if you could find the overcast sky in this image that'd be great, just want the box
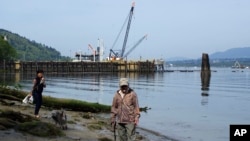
[1,0,250,60]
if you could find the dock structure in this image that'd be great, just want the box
[0,60,156,73]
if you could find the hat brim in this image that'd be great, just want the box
[120,82,128,86]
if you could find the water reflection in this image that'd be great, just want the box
[0,72,20,85]
[15,72,21,83]
[200,71,211,105]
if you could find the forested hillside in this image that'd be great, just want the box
[0,36,17,61]
[0,29,69,61]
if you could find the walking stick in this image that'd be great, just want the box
[113,122,116,141]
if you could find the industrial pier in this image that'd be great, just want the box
[1,60,158,73]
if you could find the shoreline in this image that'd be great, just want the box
[0,96,176,141]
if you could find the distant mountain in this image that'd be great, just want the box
[210,47,250,59]
[166,47,250,62]
[0,29,69,61]
[166,47,250,67]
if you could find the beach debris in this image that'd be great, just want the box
[51,110,67,130]
[140,106,151,112]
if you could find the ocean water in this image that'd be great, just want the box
[1,67,250,141]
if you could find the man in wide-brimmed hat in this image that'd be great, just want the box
[111,78,140,141]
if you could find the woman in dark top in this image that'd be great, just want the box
[32,70,46,118]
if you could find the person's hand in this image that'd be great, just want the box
[41,77,46,87]
[41,77,45,83]
[28,93,32,97]
[135,118,139,126]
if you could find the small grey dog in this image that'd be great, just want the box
[51,110,67,130]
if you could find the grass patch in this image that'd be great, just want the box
[0,110,33,123]
[0,85,150,113]
[0,86,111,113]
[42,97,111,113]
[17,121,64,137]
[0,118,17,129]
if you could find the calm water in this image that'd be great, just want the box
[1,67,250,141]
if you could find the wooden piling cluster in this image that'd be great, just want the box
[0,60,16,72]
[0,61,155,73]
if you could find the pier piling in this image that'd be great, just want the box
[200,53,211,95]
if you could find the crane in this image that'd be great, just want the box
[123,34,147,59]
[109,49,118,60]
[88,44,96,62]
[109,2,135,60]
[121,2,135,58]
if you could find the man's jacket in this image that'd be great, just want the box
[111,88,140,124]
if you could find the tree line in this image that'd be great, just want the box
[0,29,70,62]
[0,35,17,61]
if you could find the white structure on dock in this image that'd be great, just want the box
[155,59,165,71]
